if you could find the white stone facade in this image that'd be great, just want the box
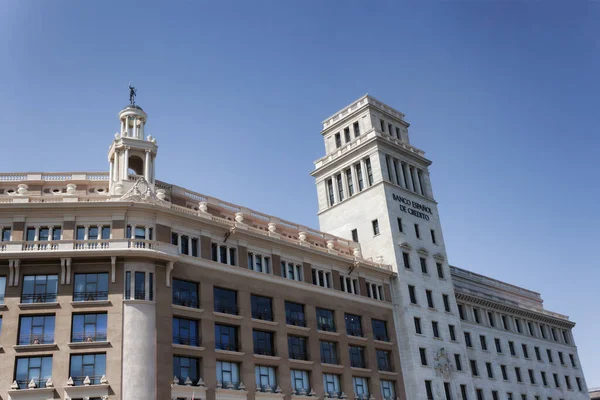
[313,95,589,400]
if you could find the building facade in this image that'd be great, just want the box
[0,95,590,400]
[312,95,589,400]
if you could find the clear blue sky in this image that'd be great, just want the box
[1,0,598,387]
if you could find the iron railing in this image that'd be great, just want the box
[173,336,200,347]
[289,351,309,361]
[70,375,104,386]
[286,312,306,327]
[321,356,338,365]
[215,341,239,352]
[18,334,54,345]
[172,297,200,309]
[254,346,275,356]
[73,291,109,302]
[251,311,273,321]
[14,378,49,389]
[20,293,58,304]
[214,302,238,315]
[71,332,107,343]
[346,326,364,337]
[317,321,336,332]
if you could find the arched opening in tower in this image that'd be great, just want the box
[128,155,144,176]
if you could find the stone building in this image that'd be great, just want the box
[0,95,590,400]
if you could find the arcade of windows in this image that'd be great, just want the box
[384,153,428,198]
[326,157,373,207]
[171,232,199,257]
[333,120,362,150]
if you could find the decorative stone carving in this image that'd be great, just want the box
[234,212,244,223]
[156,189,166,200]
[197,377,205,386]
[67,377,74,386]
[339,392,347,399]
[216,380,222,389]
[298,231,306,241]
[184,377,193,386]
[83,376,91,386]
[291,389,297,395]
[226,381,235,389]
[298,388,306,396]
[376,255,384,264]
[264,385,272,393]
[11,380,18,390]
[17,184,28,195]
[120,177,166,204]
[198,201,208,213]
[268,222,276,233]
[326,240,335,250]
[309,389,316,397]
[352,247,361,257]
[238,382,246,391]
[114,183,124,196]
[172,376,180,385]
[433,347,455,379]
[66,183,77,195]
[28,379,36,389]
[46,377,54,388]
[100,375,108,384]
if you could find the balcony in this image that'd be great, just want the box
[173,336,201,347]
[216,341,239,352]
[69,375,106,386]
[12,378,50,390]
[73,291,108,302]
[20,293,57,304]
[71,332,107,343]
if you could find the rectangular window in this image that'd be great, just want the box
[553,373,560,388]
[436,263,445,279]
[528,369,536,384]
[351,229,358,242]
[125,271,131,299]
[353,121,360,137]
[473,308,480,324]
[365,158,373,185]
[336,173,344,202]
[529,322,536,337]
[476,389,483,400]
[393,159,401,185]
[327,179,335,206]
[320,341,338,364]
[523,344,529,358]
[149,272,153,301]
[558,351,564,365]
[323,373,341,397]
[397,217,403,232]
[426,290,434,308]
[495,338,502,353]
[345,313,363,337]
[430,229,436,244]
[73,273,109,302]
[251,295,273,321]
[403,252,411,269]
[346,168,354,196]
[414,317,422,334]
[344,127,351,143]
[282,261,302,282]
[14,356,53,389]
[420,348,428,365]
[217,361,240,387]
[172,279,199,309]
[381,380,395,400]
[1,227,11,241]
[385,155,393,182]
[425,380,434,400]
[340,276,359,294]
[576,377,582,391]
[488,312,495,327]
[541,371,547,386]
[515,367,522,383]
[173,355,200,383]
[432,321,440,338]
[492,392,499,400]
[562,330,570,344]
[335,133,341,148]
[355,163,364,191]
[460,385,468,400]
[134,271,145,300]
[69,353,106,386]
[454,354,462,371]
[420,258,428,274]
[515,318,522,333]
[372,319,389,341]
[215,324,238,352]
[569,354,576,367]
[408,285,417,304]
[253,330,275,356]
[349,345,366,368]
[173,317,199,346]
[288,335,308,360]
[388,123,393,136]
[414,223,420,239]
[377,350,393,371]
[443,294,450,312]
[317,308,336,332]
[71,313,107,343]
[380,119,386,132]
[509,341,516,356]
[502,315,509,330]
[449,325,456,341]
[21,275,58,304]
[470,360,479,376]
[312,268,332,288]
[480,335,487,351]
[18,315,55,345]
[372,219,379,235]
[547,349,553,363]
[465,332,472,347]
[285,301,306,327]
[291,369,310,393]
[214,287,238,315]
[248,252,271,274]
[535,346,541,361]
[486,362,493,378]
[501,365,508,380]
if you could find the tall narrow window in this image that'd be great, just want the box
[460,385,468,400]
[134,272,145,300]
[443,294,450,312]
[380,119,385,132]
[425,380,434,400]
[344,127,351,143]
[355,163,364,191]
[334,133,341,148]
[419,348,428,365]
[351,229,358,243]
[125,271,131,300]
[327,179,335,206]
[426,290,434,308]
[372,219,379,235]
[395,127,401,139]
[346,168,354,196]
[388,123,393,136]
[393,159,401,185]
[430,229,437,244]
[385,155,393,182]
[432,321,440,338]
[397,217,403,232]
[365,158,373,185]
[408,285,417,304]
[414,224,420,239]
[420,258,428,274]
[414,317,422,334]
[353,121,360,137]
[336,174,344,202]
[402,252,410,269]
[454,354,462,371]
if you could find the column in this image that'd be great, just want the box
[396,160,406,188]
[133,118,138,138]
[139,119,144,139]
[113,151,119,181]
[176,234,181,252]
[108,160,113,184]
[34,226,40,241]
[403,163,414,191]
[387,156,396,184]
[343,169,351,197]
[84,226,89,240]
[359,159,367,190]
[120,119,125,135]
[124,148,129,178]
[188,236,192,256]
[144,150,151,182]
[151,155,155,183]
[145,227,150,241]
[413,168,422,195]
[226,246,231,265]
[125,116,129,137]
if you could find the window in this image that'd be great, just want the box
[522,344,529,358]
[426,290,434,308]
[408,285,417,304]
[312,268,332,288]
[320,341,338,364]
[465,332,472,347]
[488,312,495,327]
[569,354,576,367]
[395,126,401,139]
[377,350,393,371]
[547,349,553,363]
[0,276,5,304]
[253,330,275,356]
[18,315,55,345]
[397,217,403,232]
[425,380,434,400]
[345,313,363,337]
[125,271,131,299]
[553,373,560,388]
[558,351,564,365]
[291,370,310,393]
[288,335,308,360]
[323,373,341,397]
[340,276,359,294]
[473,308,480,324]
[281,261,302,281]
[528,369,536,384]
[449,325,456,341]
[381,380,395,400]
[349,346,366,368]
[286,301,306,327]
[454,354,462,371]
[214,287,238,315]
[385,155,393,183]
[173,356,199,383]
[353,377,369,397]
[529,322,535,337]
[486,362,493,378]
[458,304,465,320]
[172,279,199,308]
[327,179,335,206]
[576,377,582,391]
[367,282,384,300]
[134,271,145,300]
[414,317,422,334]
[388,123,393,136]
[541,371,547,386]
[372,219,379,235]
[495,338,502,353]
[443,294,450,312]
[336,174,344,202]
[317,308,335,332]
[420,348,428,365]
[71,313,107,343]
[430,229,437,244]
[351,229,358,242]
[562,330,570,344]
[69,353,106,386]
[353,122,360,137]
[476,389,483,400]
[372,319,389,341]
[173,317,199,346]
[535,346,541,361]
[432,321,440,338]
[217,361,240,386]
[171,233,198,256]
[344,127,351,143]
[515,318,522,333]
[355,163,364,191]
[480,335,487,351]
[414,224,420,239]
[1,227,11,241]
[460,385,468,400]
[211,243,236,265]
[215,324,238,352]
[248,252,271,274]
[14,356,53,389]
[420,258,428,274]
[334,133,341,148]
[515,367,522,383]
[436,263,444,279]
[380,119,386,132]
[365,158,373,185]
[502,315,509,330]
[509,341,516,356]
[492,392,499,400]
[21,274,58,303]
[501,365,508,381]
[73,273,109,302]
[470,360,479,376]
[251,295,273,321]
[403,252,411,269]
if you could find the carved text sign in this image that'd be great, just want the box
[392,193,433,221]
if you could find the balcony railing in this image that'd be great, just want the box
[373,333,389,342]
[73,291,109,302]
[377,362,393,372]
[173,336,200,347]
[257,384,278,393]
[172,297,200,309]
[252,311,273,321]
[286,312,306,327]
[71,332,107,343]
[70,375,104,386]
[18,334,55,345]
[317,321,336,332]
[321,356,338,365]
[350,359,367,369]
[74,240,110,250]
[23,241,59,251]
[254,346,275,357]
[289,351,309,361]
[346,327,363,337]
[21,293,58,304]
[214,302,238,315]
[134,290,146,300]
[14,378,49,389]
[216,341,239,352]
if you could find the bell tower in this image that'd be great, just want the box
[108,88,158,196]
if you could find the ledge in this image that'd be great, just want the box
[172,384,207,400]
[70,300,111,307]
[18,302,59,310]
[7,386,56,400]
[173,344,206,352]
[214,311,243,320]
[215,349,245,356]
[252,318,278,326]
[172,304,204,314]
[346,335,368,342]
[350,367,372,373]
[255,392,284,400]
[63,383,109,399]
[373,339,393,346]
[14,343,58,352]
[291,395,320,400]
[286,324,310,332]
[253,354,281,361]
[378,370,399,376]
[317,330,340,337]
[68,341,110,349]
[320,363,343,369]
[215,387,249,400]
[123,299,155,305]
[0,304,7,310]
[289,359,314,365]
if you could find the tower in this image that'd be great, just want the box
[312,95,474,400]
[108,102,158,197]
